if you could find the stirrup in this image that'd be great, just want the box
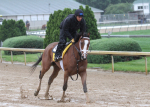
[55,56,62,62]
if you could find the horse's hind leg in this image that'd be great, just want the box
[45,64,60,99]
[34,60,51,96]
[34,70,43,96]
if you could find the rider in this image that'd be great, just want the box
[54,9,86,62]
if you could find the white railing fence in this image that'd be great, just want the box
[0,47,149,75]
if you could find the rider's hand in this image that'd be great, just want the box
[71,38,75,43]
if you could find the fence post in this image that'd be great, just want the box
[111,55,114,73]
[146,24,148,30]
[127,24,129,32]
[119,25,122,32]
[140,24,142,30]
[145,57,147,75]
[0,50,2,63]
[135,24,137,31]
[105,27,107,33]
[24,52,26,66]
[11,51,13,64]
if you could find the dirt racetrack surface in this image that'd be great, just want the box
[0,62,150,107]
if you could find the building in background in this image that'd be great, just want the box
[0,0,103,30]
[133,0,150,15]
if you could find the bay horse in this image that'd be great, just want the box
[31,32,90,103]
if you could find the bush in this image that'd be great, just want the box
[3,36,44,55]
[87,38,142,64]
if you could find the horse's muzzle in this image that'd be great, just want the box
[81,56,87,60]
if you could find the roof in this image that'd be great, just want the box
[0,0,103,16]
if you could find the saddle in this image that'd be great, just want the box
[52,42,73,61]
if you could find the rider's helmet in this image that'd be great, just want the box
[75,9,84,16]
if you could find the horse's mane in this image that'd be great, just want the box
[75,32,89,43]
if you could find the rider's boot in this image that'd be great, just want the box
[54,45,64,62]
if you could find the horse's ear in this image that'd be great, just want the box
[79,36,83,40]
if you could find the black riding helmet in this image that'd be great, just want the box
[75,9,84,16]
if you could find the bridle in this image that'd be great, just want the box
[70,37,90,81]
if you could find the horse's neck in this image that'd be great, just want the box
[75,41,80,49]
[72,41,80,59]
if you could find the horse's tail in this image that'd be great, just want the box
[30,54,42,75]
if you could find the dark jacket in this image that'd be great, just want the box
[60,14,86,40]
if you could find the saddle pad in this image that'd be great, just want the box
[52,45,58,53]
[52,42,73,61]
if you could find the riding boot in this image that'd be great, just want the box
[55,44,64,62]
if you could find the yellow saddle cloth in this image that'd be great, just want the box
[53,42,73,61]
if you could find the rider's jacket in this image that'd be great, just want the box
[59,14,86,40]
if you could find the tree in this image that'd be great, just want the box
[121,0,135,3]
[75,0,135,13]
[16,20,26,35]
[105,3,133,14]
[43,9,72,48]
[0,19,26,41]
[76,0,111,12]
[44,5,101,48]
[79,5,101,39]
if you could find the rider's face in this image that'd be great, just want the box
[76,16,83,22]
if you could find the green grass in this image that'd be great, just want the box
[1,37,150,72]
[88,57,149,72]
[102,29,150,35]
[1,51,41,63]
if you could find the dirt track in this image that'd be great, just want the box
[0,62,150,107]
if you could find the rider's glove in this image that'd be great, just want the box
[71,38,75,43]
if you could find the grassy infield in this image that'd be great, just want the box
[1,29,150,72]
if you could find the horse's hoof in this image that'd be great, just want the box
[45,95,53,100]
[34,91,38,96]
[57,99,65,103]
[86,100,91,104]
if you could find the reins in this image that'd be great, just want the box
[69,43,82,81]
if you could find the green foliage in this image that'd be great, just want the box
[44,6,100,48]
[105,3,133,14]
[0,19,26,42]
[79,5,101,40]
[3,36,44,55]
[76,0,135,13]
[87,38,142,64]
[16,20,26,35]
[44,9,72,48]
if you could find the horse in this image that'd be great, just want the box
[31,32,90,103]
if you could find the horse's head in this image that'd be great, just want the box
[78,32,90,60]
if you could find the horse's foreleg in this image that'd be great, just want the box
[80,71,90,103]
[58,72,69,102]
[34,70,43,96]
[45,65,60,99]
